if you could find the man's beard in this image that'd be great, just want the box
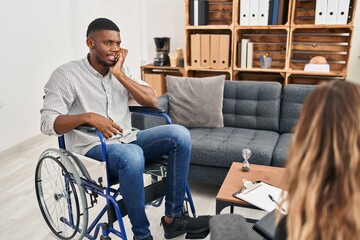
[96,55,116,67]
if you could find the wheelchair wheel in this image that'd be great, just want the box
[35,149,88,239]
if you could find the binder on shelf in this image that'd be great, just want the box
[277,0,285,25]
[210,34,220,68]
[191,34,201,67]
[271,0,279,25]
[258,0,270,25]
[249,0,259,25]
[237,41,242,67]
[189,0,209,26]
[315,0,327,24]
[200,34,210,67]
[336,0,350,24]
[326,0,339,24]
[241,39,250,68]
[246,42,254,68]
[268,0,274,25]
[219,35,230,69]
[240,0,250,26]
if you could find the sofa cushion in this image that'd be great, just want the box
[223,81,282,132]
[189,127,279,168]
[279,84,315,133]
[272,133,292,167]
[166,75,225,128]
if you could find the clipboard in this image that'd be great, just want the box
[233,179,287,213]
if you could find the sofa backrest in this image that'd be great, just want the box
[223,80,282,131]
[279,84,315,133]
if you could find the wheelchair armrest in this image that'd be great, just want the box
[129,106,166,114]
[129,106,171,125]
[75,125,97,133]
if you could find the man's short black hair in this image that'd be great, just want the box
[86,18,120,37]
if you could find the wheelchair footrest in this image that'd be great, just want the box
[144,178,166,205]
[108,199,128,224]
[107,178,167,224]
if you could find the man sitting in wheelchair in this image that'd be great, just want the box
[40,18,209,240]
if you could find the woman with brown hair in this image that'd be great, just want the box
[277,80,360,240]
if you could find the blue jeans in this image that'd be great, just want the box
[85,124,191,239]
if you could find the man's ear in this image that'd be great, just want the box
[86,38,94,49]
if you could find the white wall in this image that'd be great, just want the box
[141,0,185,64]
[0,0,358,152]
[0,0,75,152]
[0,0,183,152]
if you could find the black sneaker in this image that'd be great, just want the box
[161,213,209,239]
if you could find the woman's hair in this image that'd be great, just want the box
[284,80,360,240]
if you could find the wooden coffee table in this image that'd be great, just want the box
[216,162,286,214]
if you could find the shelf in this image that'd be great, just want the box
[287,74,345,85]
[235,25,289,30]
[235,28,288,69]
[291,0,358,26]
[140,64,185,95]
[291,24,355,29]
[289,70,346,77]
[289,27,352,75]
[187,67,232,72]
[234,71,286,84]
[183,0,357,84]
[186,69,233,80]
[233,67,286,73]
[186,25,233,30]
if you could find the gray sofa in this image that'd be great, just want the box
[132,80,315,186]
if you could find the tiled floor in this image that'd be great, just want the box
[0,134,266,240]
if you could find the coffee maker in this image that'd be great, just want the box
[154,37,170,66]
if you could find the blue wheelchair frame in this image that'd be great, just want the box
[36,107,196,240]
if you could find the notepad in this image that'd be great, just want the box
[233,181,286,212]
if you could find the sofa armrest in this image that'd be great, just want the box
[210,214,251,240]
[131,94,169,130]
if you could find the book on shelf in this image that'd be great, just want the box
[239,39,254,69]
[246,42,254,68]
[240,39,250,68]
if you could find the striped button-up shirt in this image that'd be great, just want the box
[40,56,149,155]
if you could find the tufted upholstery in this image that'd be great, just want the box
[131,80,315,185]
[223,81,282,132]
[272,84,315,166]
[279,84,315,134]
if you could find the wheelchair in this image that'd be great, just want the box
[35,107,198,240]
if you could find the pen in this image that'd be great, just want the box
[268,194,287,213]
